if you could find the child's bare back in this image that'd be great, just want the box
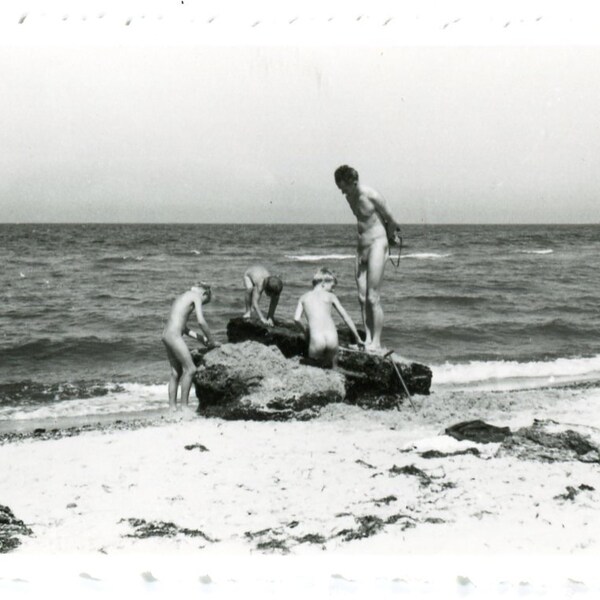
[294,268,363,367]
[298,288,338,357]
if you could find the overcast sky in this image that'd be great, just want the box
[2,43,600,224]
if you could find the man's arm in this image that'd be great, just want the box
[369,189,401,240]
[332,295,364,346]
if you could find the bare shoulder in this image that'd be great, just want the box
[361,184,384,202]
[181,289,202,305]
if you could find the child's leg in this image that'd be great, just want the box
[323,333,339,369]
[163,340,182,410]
[308,334,327,362]
[164,335,196,408]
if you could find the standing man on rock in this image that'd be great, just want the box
[334,165,401,352]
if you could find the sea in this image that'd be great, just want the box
[1,223,600,423]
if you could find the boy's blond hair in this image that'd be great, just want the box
[312,268,337,288]
[195,281,212,303]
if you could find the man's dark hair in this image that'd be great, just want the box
[334,165,359,185]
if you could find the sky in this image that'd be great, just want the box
[2,5,600,224]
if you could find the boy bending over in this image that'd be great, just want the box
[243,265,283,326]
[162,283,218,411]
[294,268,364,368]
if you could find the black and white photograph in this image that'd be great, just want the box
[1,1,599,597]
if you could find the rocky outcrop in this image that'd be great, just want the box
[226,317,432,398]
[193,342,345,421]
[226,318,306,358]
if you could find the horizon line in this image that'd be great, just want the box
[0,222,599,227]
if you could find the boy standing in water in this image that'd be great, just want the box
[294,268,364,368]
[162,283,218,411]
[242,265,283,326]
[334,165,401,352]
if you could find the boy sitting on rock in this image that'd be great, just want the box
[294,268,364,367]
[243,265,283,327]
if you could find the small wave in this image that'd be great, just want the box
[432,354,600,390]
[402,253,451,260]
[0,380,126,404]
[96,255,144,263]
[515,249,553,255]
[286,254,355,262]
[404,294,482,306]
[0,336,147,365]
[0,382,166,421]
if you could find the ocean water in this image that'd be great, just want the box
[1,223,600,422]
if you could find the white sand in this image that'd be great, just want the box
[1,388,599,557]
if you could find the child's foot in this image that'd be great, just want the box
[365,344,388,355]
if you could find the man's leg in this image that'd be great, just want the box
[366,239,389,350]
[355,256,372,345]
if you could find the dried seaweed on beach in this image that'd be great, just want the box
[336,515,386,541]
[294,533,328,545]
[420,448,481,459]
[389,464,432,485]
[121,518,216,542]
[0,505,32,553]
[184,443,209,452]
[255,538,291,553]
[499,420,600,463]
[554,484,595,502]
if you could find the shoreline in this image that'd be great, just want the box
[0,408,180,445]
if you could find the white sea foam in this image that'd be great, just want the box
[516,249,554,255]
[402,253,452,260]
[286,254,355,261]
[432,355,600,391]
[0,383,167,422]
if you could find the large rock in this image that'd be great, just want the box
[226,317,307,358]
[226,317,432,398]
[193,342,345,421]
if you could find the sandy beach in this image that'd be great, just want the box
[2,385,599,558]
